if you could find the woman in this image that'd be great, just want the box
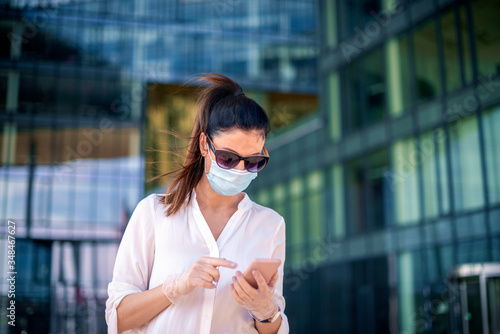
[105,73,289,334]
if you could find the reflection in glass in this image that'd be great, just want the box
[346,150,390,233]
[1,166,28,221]
[458,5,473,84]
[273,183,286,219]
[307,170,324,241]
[345,57,362,131]
[420,129,450,218]
[487,277,500,333]
[391,138,420,224]
[367,149,390,230]
[457,239,488,263]
[449,115,484,211]
[50,178,73,225]
[324,0,338,48]
[386,35,411,116]
[413,20,441,103]
[364,48,386,123]
[482,105,500,205]
[346,157,364,234]
[289,177,304,264]
[332,164,345,238]
[471,0,500,77]
[441,9,462,92]
[345,47,387,131]
[327,72,342,140]
[398,251,424,334]
[338,0,382,40]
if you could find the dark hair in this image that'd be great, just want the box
[153,73,270,217]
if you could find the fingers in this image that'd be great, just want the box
[193,261,220,282]
[234,270,263,298]
[187,257,237,290]
[232,274,251,301]
[253,269,270,291]
[202,257,238,269]
[191,277,216,289]
[268,271,278,289]
[230,282,248,306]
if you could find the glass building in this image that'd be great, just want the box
[0,1,318,332]
[246,0,500,333]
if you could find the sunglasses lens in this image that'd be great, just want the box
[245,157,267,172]
[216,151,239,169]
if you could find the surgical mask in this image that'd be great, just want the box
[205,149,258,196]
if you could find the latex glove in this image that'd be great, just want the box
[162,257,237,304]
[230,269,279,321]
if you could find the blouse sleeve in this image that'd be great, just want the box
[105,196,156,334]
[271,217,290,334]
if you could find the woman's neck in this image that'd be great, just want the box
[194,176,243,211]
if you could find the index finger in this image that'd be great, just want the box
[203,257,238,269]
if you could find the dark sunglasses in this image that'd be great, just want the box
[206,136,269,173]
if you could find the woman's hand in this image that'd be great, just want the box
[162,257,237,304]
[230,269,279,321]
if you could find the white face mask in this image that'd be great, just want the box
[205,145,258,196]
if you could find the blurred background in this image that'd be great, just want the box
[0,0,499,333]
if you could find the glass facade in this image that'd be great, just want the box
[247,0,500,332]
[0,0,319,332]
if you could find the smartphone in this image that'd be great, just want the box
[243,258,281,289]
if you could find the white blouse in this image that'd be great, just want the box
[105,189,289,334]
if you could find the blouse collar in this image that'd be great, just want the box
[191,188,253,212]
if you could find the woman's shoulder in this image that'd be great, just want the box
[134,193,168,216]
[249,199,285,226]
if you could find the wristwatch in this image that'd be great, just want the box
[253,306,281,323]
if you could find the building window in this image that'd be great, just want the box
[346,157,364,233]
[344,47,386,132]
[471,0,500,77]
[391,137,420,225]
[482,105,500,205]
[440,7,474,93]
[338,0,382,40]
[398,250,425,334]
[450,115,484,212]
[413,19,441,103]
[307,170,324,242]
[386,35,411,116]
[289,177,305,265]
[420,128,450,219]
[331,164,345,238]
[346,149,390,233]
[327,72,342,141]
[323,0,338,48]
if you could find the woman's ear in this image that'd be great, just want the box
[199,132,206,157]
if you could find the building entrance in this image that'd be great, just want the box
[448,263,500,334]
